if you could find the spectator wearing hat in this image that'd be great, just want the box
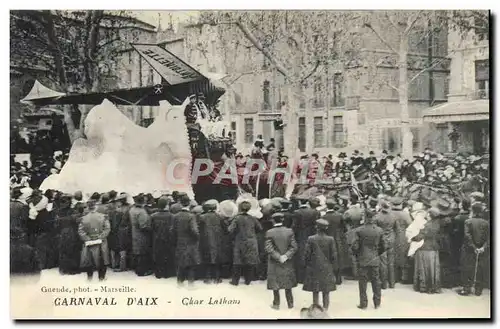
[110,193,131,272]
[375,201,398,289]
[184,94,200,125]
[265,212,298,310]
[129,194,153,277]
[173,195,201,285]
[323,199,348,285]
[197,92,210,119]
[411,207,442,294]
[199,200,225,284]
[351,207,385,310]
[78,199,111,281]
[10,187,29,241]
[450,199,470,288]
[302,219,339,311]
[150,197,175,279]
[335,153,348,176]
[458,202,489,296]
[391,197,413,284]
[343,194,364,279]
[228,201,263,286]
[292,197,320,284]
[58,194,81,275]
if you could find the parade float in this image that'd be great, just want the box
[21,43,253,203]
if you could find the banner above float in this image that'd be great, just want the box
[132,43,204,85]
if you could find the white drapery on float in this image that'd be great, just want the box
[40,98,194,198]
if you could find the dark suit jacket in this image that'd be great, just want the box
[352,223,385,267]
[464,217,489,252]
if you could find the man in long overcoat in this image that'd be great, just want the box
[343,194,364,278]
[129,195,153,276]
[199,200,225,283]
[292,197,320,283]
[229,201,262,285]
[302,219,339,311]
[323,200,347,285]
[172,195,201,285]
[375,201,398,289]
[458,202,490,296]
[265,212,298,310]
[78,200,111,281]
[352,211,385,309]
[10,187,28,240]
[391,197,413,284]
[151,197,175,278]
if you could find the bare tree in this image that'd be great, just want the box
[10,10,147,142]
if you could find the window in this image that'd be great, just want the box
[475,60,489,99]
[298,117,306,152]
[126,69,132,84]
[313,76,324,108]
[244,118,254,144]
[313,117,324,148]
[409,28,428,54]
[330,73,345,107]
[148,68,154,85]
[382,128,401,153]
[411,127,420,152]
[230,121,237,144]
[332,116,344,146]
[263,80,271,111]
[409,72,429,100]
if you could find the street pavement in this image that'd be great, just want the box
[10,268,491,319]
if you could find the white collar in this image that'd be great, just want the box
[325,209,335,213]
[181,207,191,211]
[273,223,283,227]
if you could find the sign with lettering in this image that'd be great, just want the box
[132,44,204,85]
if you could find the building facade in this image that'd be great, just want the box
[423,14,489,154]
[143,14,450,156]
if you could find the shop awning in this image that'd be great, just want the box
[423,100,489,123]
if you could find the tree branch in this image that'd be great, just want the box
[235,20,290,78]
[408,55,450,85]
[404,10,424,35]
[363,22,398,54]
[299,60,321,85]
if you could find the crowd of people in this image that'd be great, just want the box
[10,144,490,310]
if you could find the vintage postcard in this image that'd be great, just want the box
[10,9,491,319]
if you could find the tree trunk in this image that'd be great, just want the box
[399,41,413,159]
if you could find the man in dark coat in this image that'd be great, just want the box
[302,219,338,311]
[292,197,320,283]
[375,201,398,289]
[172,195,201,285]
[199,200,225,283]
[151,197,175,279]
[10,187,28,240]
[78,200,111,281]
[265,212,298,310]
[343,194,364,279]
[323,199,347,285]
[391,197,412,284]
[352,210,386,309]
[229,201,262,285]
[129,195,153,276]
[451,199,470,286]
[458,202,490,296]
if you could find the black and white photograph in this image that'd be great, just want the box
[8,9,491,319]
